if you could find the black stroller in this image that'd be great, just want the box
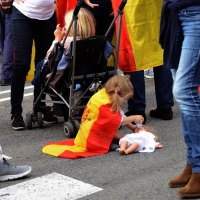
[26,0,127,138]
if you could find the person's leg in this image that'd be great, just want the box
[10,7,34,129]
[0,11,5,82]
[0,144,31,181]
[149,65,174,120]
[113,130,125,142]
[168,10,200,197]
[124,71,146,123]
[33,13,58,124]
[33,12,56,66]
[1,13,14,85]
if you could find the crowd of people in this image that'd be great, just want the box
[0,0,200,198]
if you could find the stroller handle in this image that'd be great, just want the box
[73,0,83,16]
[119,0,127,12]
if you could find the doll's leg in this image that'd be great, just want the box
[156,142,163,149]
[125,142,140,154]
[119,141,128,154]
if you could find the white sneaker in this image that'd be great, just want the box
[0,158,31,181]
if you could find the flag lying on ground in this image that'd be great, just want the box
[42,89,121,159]
[111,0,163,72]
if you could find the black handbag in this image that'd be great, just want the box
[0,0,13,14]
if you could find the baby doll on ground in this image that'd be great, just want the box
[119,125,163,155]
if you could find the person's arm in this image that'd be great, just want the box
[121,115,144,126]
[83,0,99,8]
[14,0,24,3]
[126,123,136,132]
[46,24,65,57]
[54,24,65,42]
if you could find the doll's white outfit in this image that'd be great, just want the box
[119,130,158,153]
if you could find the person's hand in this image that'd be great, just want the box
[54,24,65,42]
[14,0,24,3]
[84,0,99,8]
[133,115,144,124]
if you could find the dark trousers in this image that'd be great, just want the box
[0,11,14,80]
[10,6,56,114]
[125,65,174,112]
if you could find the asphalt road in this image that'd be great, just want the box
[0,54,198,200]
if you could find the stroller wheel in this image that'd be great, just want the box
[37,112,43,128]
[63,122,75,138]
[74,120,80,132]
[26,113,32,130]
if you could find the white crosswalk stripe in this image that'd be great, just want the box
[0,173,103,200]
[0,86,33,102]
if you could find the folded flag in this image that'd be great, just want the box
[42,88,121,159]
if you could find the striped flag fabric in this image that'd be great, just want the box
[56,0,163,72]
[42,89,122,159]
[111,0,163,72]
[56,0,76,27]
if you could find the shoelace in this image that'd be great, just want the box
[3,158,13,167]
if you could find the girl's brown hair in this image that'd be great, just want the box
[105,75,134,113]
[64,8,96,38]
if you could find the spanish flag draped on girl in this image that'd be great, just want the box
[42,88,121,159]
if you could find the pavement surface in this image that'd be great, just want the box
[0,54,199,200]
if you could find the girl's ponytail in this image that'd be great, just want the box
[105,75,133,113]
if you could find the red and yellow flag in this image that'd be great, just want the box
[111,0,163,72]
[56,0,76,27]
[42,89,121,159]
[56,0,163,72]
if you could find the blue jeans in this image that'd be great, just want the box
[0,12,14,80]
[171,10,200,173]
[10,6,56,114]
[125,65,174,112]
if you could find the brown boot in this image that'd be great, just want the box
[178,173,200,197]
[168,164,192,188]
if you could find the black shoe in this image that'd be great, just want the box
[125,110,146,124]
[149,108,173,120]
[11,114,25,130]
[1,79,11,86]
[43,113,58,124]
[109,143,120,151]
